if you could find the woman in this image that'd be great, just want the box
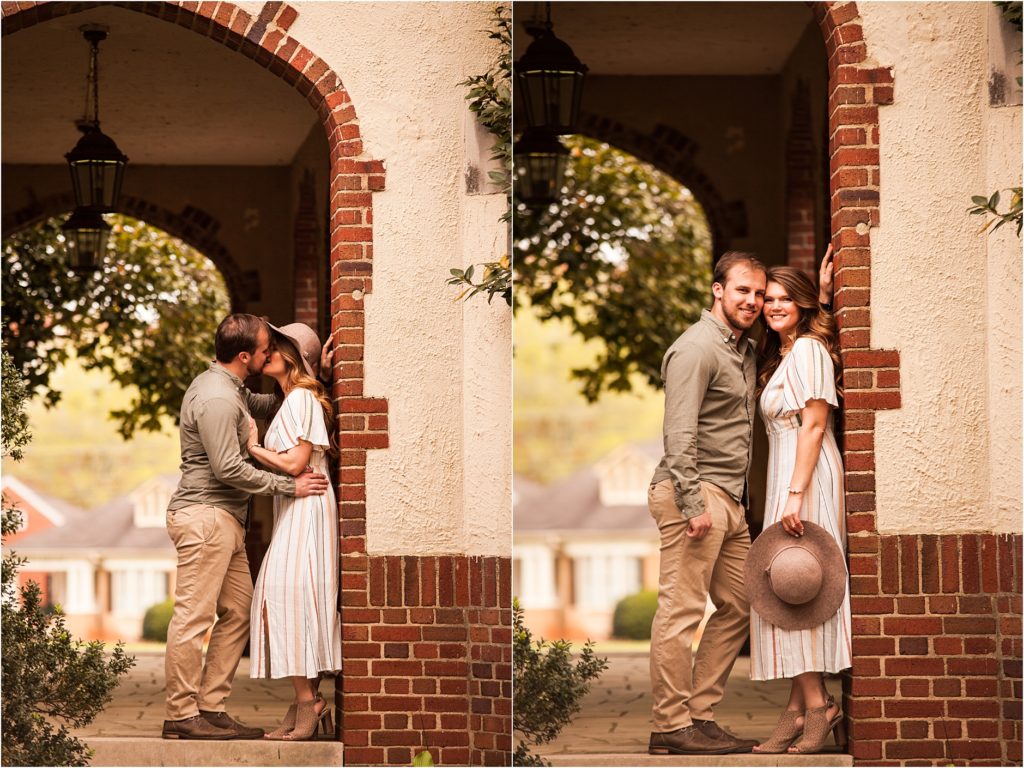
[245,322,342,741]
[749,264,851,755]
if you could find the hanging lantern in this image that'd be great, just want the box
[514,128,569,209]
[515,5,588,134]
[65,27,128,212]
[61,207,111,272]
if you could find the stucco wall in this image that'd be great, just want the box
[268,2,511,556]
[862,2,1021,534]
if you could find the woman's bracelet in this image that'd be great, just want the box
[788,487,804,495]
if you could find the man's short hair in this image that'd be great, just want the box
[215,314,268,363]
[712,251,767,297]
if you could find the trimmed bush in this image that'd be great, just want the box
[142,598,174,642]
[612,590,658,640]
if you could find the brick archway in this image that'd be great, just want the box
[1,0,391,758]
[3,192,259,309]
[577,112,746,255]
[812,4,1021,765]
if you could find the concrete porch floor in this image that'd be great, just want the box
[71,651,342,767]
[534,654,852,768]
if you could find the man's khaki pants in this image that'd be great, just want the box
[164,504,252,721]
[648,479,751,732]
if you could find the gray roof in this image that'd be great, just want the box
[514,466,655,533]
[11,486,174,554]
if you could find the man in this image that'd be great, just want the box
[646,252,765,756]
[162,314,330,740]
[647,250,834,756]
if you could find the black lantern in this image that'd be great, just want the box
[515,4,588,134]
[61,207,111,271]
[514,128,569,209]
[65,27,128,212]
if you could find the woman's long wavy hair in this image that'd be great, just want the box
[756,265,843,398]
[272,333,339,457]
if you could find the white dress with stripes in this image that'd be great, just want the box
[750,336,852,680]
[249,387,342,679]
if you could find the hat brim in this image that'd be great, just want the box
[268,322,318,379]
[744,520,848,631]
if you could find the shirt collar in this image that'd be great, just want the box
[210,361,246,391]
[701,308,740,344]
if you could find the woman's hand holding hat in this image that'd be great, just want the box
[781,494,804,537]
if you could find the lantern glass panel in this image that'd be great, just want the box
[516,151,567,208]
[519,70,585,134]
[69,159,125,211]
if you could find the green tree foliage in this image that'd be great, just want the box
[1,354,135,766]
[3,214,232,437]
[450,3,512,305]
[513,301,662,484]
[515,137,713,401]
[1,346,31,461]
[513,601,608,766]
[611,590,659,640]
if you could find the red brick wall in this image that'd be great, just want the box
[293,169,319,328]
[785,80,817,273]
[813,2,1023,765]
[340,555,512,766]
[2,3,513,764]
[848,533,1023,765]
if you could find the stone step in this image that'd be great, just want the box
[543,753,853,767]
[84,737,344,767]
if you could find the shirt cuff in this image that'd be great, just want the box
[675,485,705,520]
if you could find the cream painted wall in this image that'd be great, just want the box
[268,2,512,556]
[861,2,1021,534]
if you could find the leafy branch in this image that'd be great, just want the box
[968,188,1023,237]
[452,4,511,306]
[513,601,608,765]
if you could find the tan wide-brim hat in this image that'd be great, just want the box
[744,520,847,631]
[268,322,321,379]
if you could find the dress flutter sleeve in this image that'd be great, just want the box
[274,388,330,452]
[781,336,839,412]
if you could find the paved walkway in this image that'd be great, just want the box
[534,654,850,767]
[72,651,337,740]
[71,652,342,766]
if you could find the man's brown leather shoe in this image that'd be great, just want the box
[692,718,758,753]
[648,724,737,755]
[200,710,265,739]
[162,714,234,740]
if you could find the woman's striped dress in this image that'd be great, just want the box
[249,387,342,679]
[750,336,852,681]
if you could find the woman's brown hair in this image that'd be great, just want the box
[756,265,843,398]
[272,333,339,457]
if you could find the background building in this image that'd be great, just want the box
[2,475,177,642]
[514,444,660,641]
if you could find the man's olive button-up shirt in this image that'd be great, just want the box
[651,309,757,520]
[167,363,295,527]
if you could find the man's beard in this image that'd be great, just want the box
[724,305,758,331]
